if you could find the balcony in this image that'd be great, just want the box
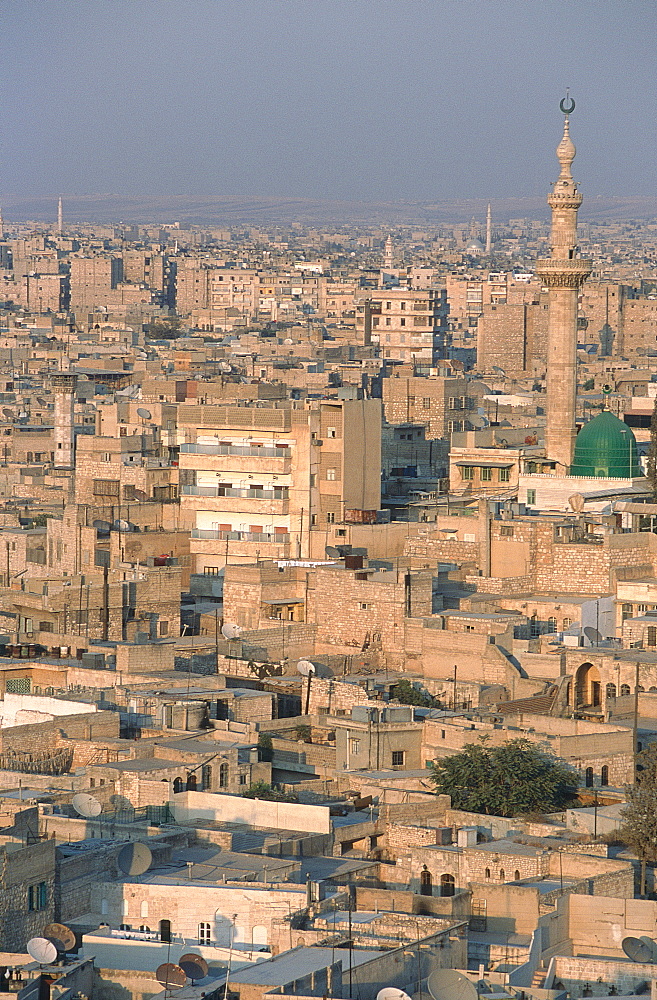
[192,529,290,543]
[182,486,289,500]
[181,443,290,458]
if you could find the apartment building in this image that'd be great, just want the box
[356,286,448,364]
[382,368,475,438]
[178,398,381,571]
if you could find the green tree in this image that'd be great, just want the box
[241,780,296,802]
[257,732,273,762]
[390,678,436,708]
[429,738,578,817]
[621,745,657,895]
[147,317,182,340]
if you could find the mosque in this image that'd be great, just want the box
[517,100,646,511]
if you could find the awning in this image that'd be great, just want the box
[455,460,514,468]
[262,598,305,605]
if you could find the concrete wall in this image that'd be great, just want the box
[170,790,331,834]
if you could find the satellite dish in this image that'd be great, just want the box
[179,954,209,982]
[137,407,152,420]
[156,964,187,990]
[622,936,654,963]
[114,519,131,532]
[27,938,58,965]
[569,493,585,513]
[427,970,478,1000]
[2,408,13,419]
[117,842,152,876]
[583,626,602,643]
[297,659,316,677]
[221,623,242,640]
[377,991,413,1000]
[133,489,147,501]
[43,923,76,953]
[72,793,102,818]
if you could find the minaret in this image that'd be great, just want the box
[485,203,492,254]
[57,196,63,235]
[383,234,394,270]
[535,98,592,474]
[0,205,4,240]
[50,372,78,468]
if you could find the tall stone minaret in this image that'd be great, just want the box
[485,203,492,254]
[0,205,4,239]
[57,196,63,235]
[383,234,394,270]
[535,100,592,474]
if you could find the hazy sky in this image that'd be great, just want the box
[2,0,656,203]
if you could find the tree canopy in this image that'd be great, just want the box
[390,678,437,708]
[429,737,578,817]
[621,744,657,894]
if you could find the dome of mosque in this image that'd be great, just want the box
[570,410,641,479]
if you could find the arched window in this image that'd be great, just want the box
[606,683,617,699]
[420,866,432,896]
[585,767,594,787]
[159,919,171,943]
[563,617,572,629]
[547,616,557,632]
[198,922,211,945]
[172,776,183,793]
[620,684,631,696]
[140,901,148,918]
[530,614,540,637]
[219,762,229,788]
[499,869,505,881]
[120,923,131,931]
[139,925,150,933]
[647,627,657,647]
[514,870,520,881]
[201,764,212,790]
[186,773,197,791]
[485,868,491,879]
[440,873,455,897]
[601,765,609,786]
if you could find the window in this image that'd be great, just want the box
[198,922,211,945]
[547,616,557,632]
[139,925,150,933]
[481,467,492,482]
[620,684,631,696]
[606,683,617,699]
[391,750,405,767]
[350,738,360,754]
[563,617,572,629]
[204,566,220,576]
[219,762,228,787]
[28,882,48,911]
[439,873,455,897]
[648,626,657,647]
[585,767,594,787]
[159,621,169,637]
[326,468,336,481]
[499,468,510,482]
[526,489,536,505]
[359,602,372,611]
[499,869,505,881]
[159,919,171,943]
[484,868,491,880]
[500,525,514,537]
[423,398,431,409]
[326,512,335,524]
[601,765,609,786]
[327,427,337,438]
[93,478,120,497]
[201,764,212,790]
[462,466,474,481]
[514,870,520,881]
[239,773,247,785]
[420,867,433,896]
[621,603,633,621]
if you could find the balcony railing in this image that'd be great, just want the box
[181,443,290,458]
[182,485,289,500]
[192,529,290,542]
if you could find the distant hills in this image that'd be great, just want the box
[2,193,656,226]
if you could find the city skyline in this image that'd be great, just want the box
[2,0,656,207]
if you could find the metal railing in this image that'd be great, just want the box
[181,443,291,458]
[192,529,290,542]
[182,486,289,500]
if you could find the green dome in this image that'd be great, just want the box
[570,410,641,478]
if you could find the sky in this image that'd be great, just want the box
[2,0,656,206]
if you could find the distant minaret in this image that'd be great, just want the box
[485,203,492,255]
[383,234,394,270]
[535,97,592,474]
[57,196,63,235]
[0,205,4,239]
